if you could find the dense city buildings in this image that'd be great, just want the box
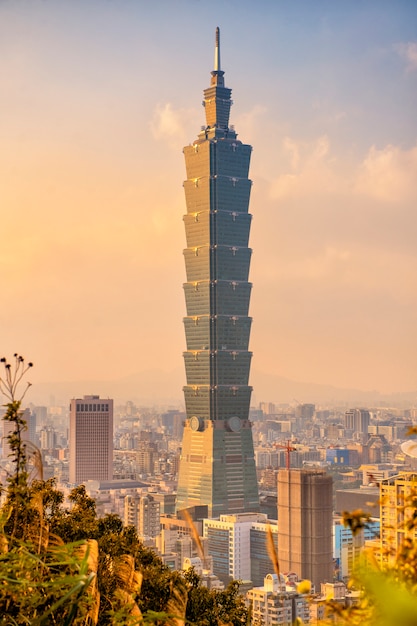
[277,469,333,591]
[69,395,113,484]
[176,28,259,517]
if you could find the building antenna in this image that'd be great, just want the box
[214,26,221,72]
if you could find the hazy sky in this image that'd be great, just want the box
[1,0,416,397]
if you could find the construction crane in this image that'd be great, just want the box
[273,439,297,470]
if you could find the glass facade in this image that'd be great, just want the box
[176,28,259,517]
[250,526,279,587]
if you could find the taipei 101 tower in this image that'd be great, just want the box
[176,28,259,517]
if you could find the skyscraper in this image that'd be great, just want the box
[176,28,259,518]
[344,408,370,436]
[277,469,333,591]
[69,395,113,484]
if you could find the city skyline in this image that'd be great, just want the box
[1,1,416,399]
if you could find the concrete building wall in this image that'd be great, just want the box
[278,469,333,590]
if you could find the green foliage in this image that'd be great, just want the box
[341,509,372,536]
[0,355,249,625]
[0,535,95,625]
[0,356,96,623]
[184,569,248,626]
[0,356,36,543]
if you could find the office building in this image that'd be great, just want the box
[278,469,333,590]
[176,27,259,517]
[344,408,370,435]
[203,512,270,585]
[250,520,279,587]
[69,395,113,483]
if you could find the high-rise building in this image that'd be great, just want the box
[176,28,259,518]
[250,520,279,587]
[344,408,370,435]
[40,425,57,450]
[203,512,268,584]
[69,395,113,484]
[124,494,160,541]
[295,403,315,420]
[277,469,333,591]
[1,408,35,459]
[379,472,417,567]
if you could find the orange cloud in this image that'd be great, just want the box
[355,143,417,203]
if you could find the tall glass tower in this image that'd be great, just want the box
[176,28,259,517]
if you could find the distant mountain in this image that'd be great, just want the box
[250,370,416,408]
[29,369,185,408]
[26,367,416,409]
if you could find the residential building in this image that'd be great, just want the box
[379,472,417,567]
[40,426,57,450]
[124,493,160,541]
[246,574,310,626]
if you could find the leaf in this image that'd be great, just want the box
[266,523,280,578]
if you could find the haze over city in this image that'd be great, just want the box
[1,0,416,404]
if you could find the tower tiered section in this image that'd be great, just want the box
[176,28,259,517]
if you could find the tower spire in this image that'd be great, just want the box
[210,26,225,88]
[214,26,221,72]
[204,27,230,129]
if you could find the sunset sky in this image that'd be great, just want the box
[1,0,416,402]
